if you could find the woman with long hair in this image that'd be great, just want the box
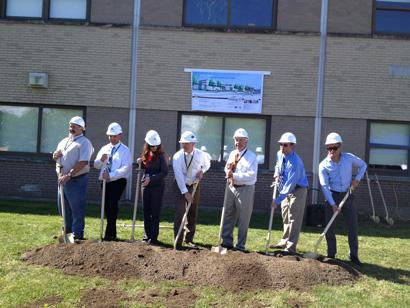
[140,130,169,244]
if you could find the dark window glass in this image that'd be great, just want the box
[231,0,273,27]
[185,0,228,26]
[375,1,410,34]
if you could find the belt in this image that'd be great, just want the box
[233,184,246,188]
[71,173,88,179]
[331,190,347,194]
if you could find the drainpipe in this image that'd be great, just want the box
[126,0,141,200]
[312,0,328,205]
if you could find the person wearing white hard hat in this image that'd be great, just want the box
[94,122,132,241]
[172,131,211,249]
[318,132,367,265]
[52,116,94,241]
[138,130,169,244]
[270,132,308,253]
[221,128,258,252]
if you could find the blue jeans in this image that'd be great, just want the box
[58,174,88,239]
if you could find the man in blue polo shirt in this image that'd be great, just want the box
[318,132,367,265]
[271,132,308,253]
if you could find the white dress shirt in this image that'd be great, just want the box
[173,148,211,194]
[225,148,258,186]
[94,141,132,182]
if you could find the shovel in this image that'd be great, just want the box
[304,187,353,259]
[265,180,279,254]
[131,158,143,241]
[365,171,380,224]
[99,178,107,242]
[59,183,74,244]
[173,181,199,250]
[211,183,230,255]
[374,174,394,225]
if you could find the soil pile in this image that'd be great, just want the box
[22,241,360,292]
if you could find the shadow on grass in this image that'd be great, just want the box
[360,262,410,286]
[0,200,409,239]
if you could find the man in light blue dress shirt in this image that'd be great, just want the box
[271,132,308,253]
[318,132,367,265]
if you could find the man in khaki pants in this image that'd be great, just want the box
[271,132,308,253]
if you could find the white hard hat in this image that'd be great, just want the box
[256,146,263,153]
[278,132,297,144]
[223,145,228,151]
[233,128,249,139]
[200,145,207,152]
[106,122,122,136]
[69,116,85,129]
[179,131,198,143]
[145,130,161,146]
[325,132,343,145]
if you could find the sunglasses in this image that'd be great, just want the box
[327,146,339,152]
[279,143,290,147]
[149,145,158,148]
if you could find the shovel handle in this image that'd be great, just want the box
[365,172,376,217]
[173,181,199,249]
[59,184,67,242]
[131,166,143,241]
[265,181,278,253]
[374,174,389,218]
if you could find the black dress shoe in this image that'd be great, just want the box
[327,254,336,259]
[221,243,234,250]
[103,236,117,241]
[348,255,362,266]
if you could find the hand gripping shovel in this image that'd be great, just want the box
[131,158,143,241]
[265,180,279,254]
[304,187,353,259]
[365,171,380,224]
[173,181,199,250]
[59,184,74,244]
[211,183,230,255]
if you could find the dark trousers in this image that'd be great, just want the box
[325,192,359,258]
[142,183,165,242]
[103,178,127,239]
[173,182,201,245]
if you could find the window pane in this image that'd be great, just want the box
[0,106,38,152]
[231,0,273,27]
[377,1,410,10]
[185,0,228,26]
[370,123,409,146]
[41,108,81,153]
[181,115,223,161]
[6,0,43,17]
[375,9,410,33]
[50,0,87,19]
[369,148,408,167]
[224,117,266,164]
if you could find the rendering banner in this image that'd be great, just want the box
[185,68,270,114]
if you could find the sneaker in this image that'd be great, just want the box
[348,255,362,266]
[269,243,286,249]
[185,241,198,249]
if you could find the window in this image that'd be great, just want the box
[184,0,275,29]
[375,0,410,34]
[180,113,269,167]
[6,0,43,18]
[368,122,410,174]
[49,0,87,20]
[0,104,84,154]
[5,0,88,20]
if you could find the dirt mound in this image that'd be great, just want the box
[22,241,360,292]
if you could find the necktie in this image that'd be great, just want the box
[108,146,115,172]
[231,152,240,172]
[278,157,286,191]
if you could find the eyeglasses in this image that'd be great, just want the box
[279,143,290,147]
[149,145,158,148]
[327,146,339,152]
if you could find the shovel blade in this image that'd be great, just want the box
[303,251,319,259]
[211,246,227,255]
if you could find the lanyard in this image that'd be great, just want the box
[64,134,83,150]
[184,151,194,171]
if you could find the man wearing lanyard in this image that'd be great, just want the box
[222,128,258,252]
[271,132,308,254]
[319,132,367,265]
[94,122,132,241]
[53,116,94,241]
[173,131,211,250]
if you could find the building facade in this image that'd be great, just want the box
[0,0,409,217]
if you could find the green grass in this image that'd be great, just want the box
[0,199,409,307]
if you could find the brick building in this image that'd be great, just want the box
[0,0,409,218]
